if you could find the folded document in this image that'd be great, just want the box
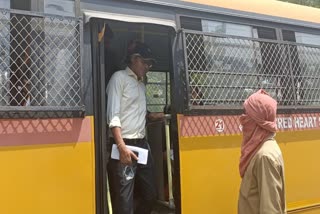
[111,144,149,165]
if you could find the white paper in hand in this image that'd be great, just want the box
[111,144,149,165]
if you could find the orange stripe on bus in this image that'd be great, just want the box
[0,117,92,146]
[179,113,320,137]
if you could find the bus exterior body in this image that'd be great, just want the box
[0,0,319,214]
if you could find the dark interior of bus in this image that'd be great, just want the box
[93,18,176,212]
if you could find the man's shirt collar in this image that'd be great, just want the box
[126,66,144,82]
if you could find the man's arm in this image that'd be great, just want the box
[111,127,138,165]
[107,73,137,165]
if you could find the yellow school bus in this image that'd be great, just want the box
[0,0,319,214]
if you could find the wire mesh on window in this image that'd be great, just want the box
[294,46,320,105]
[146,71,170,112]
[184,31,320,107]
[0,9,81,107]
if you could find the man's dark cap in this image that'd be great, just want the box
[127,41,156,63]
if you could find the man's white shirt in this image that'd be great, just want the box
[106,67,146,139]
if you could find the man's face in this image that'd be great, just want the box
[131,55,153,78]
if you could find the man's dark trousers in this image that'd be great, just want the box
[108,138,157,214]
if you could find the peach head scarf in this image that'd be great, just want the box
[239,89,277,178]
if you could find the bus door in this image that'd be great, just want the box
[87,11,176,213]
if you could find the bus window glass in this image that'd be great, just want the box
[226,23,252,37]
[182,18,254,37]
[283,30,320,105]
[202,20,253,37]
[0,0,9,9]
[252,27,288,103]
[42,5,79,106]
[146,71,170,112]
[44,0,75,17]
[201,20,224,34]
[187,36,259,105]
[0,2,81,108]
[188,20,255,105]
[184,17,319,107]
[295,32,320,105]
[0,4,10,106]
[295,32,320,46]
[10,0,75,15]
[184,21,300,106]
[181,16,202,31]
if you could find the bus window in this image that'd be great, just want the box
[0,6,10,106]
[283,30,320,105]
[180,16,202,31]
[8,14,80,106]
[282,30,303,104]
[182,17,292,106]
[253,27,294,105]
[183,19,256,105]
[146,71,170,112]
[181,17,320,108]
[0,0,9,8]
[202,20,253,37]
[181,17,206,73]
[199,20,255,105]
[11,0,76,16]
[295,32,320,46]
[0,1,82,111]
[44,0,76,17]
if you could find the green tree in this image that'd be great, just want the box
[278,0,320,8]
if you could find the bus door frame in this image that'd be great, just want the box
[88,10,178,214]
[90,18,109,214]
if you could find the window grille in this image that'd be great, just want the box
[0,9,82,111]
[183,30,320,108]
[146,71,170,112]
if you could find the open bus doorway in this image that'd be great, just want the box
[91,17,176,214]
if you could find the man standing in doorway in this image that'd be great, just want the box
[106,41,159,214]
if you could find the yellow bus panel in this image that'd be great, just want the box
[178,114,320,214]
[0,116,95,214]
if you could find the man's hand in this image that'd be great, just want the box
[118,144,138,165]
[147,112,165,122]
[111,127,138,165]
